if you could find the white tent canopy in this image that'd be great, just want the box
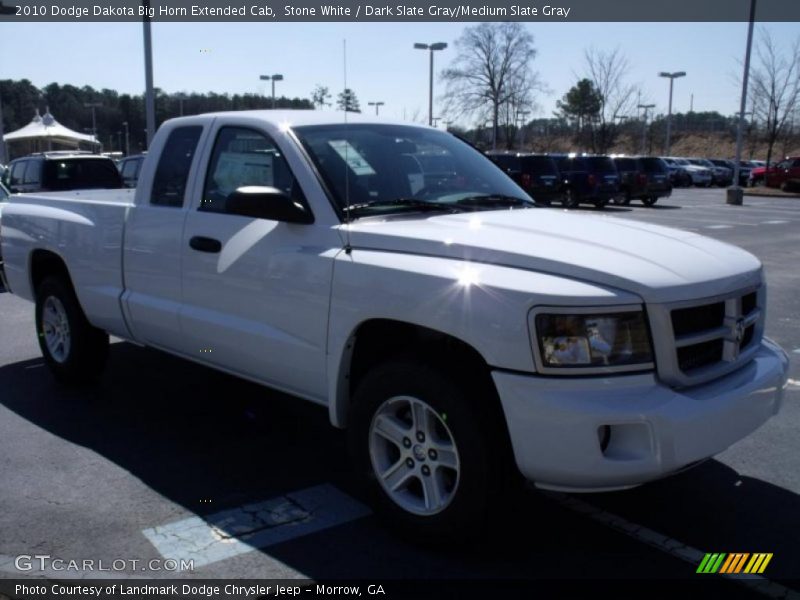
[3,108,100,154]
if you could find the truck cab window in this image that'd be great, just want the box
[151,126,203,207]
[200,126,302,214]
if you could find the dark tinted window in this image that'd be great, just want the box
[556,157,587,171]
[201,126,303,214]
[9,161,27,186]
[41,158,121,190]
[614,158,638,171]
[151,126,203,207]
[520,156,558,175]
[640,157,668,173]
[489,155,519,171]
[121,159,139,179]
[586,157,617,173]
[23,160,41,184]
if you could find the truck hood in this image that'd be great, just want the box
[344,209,761,303]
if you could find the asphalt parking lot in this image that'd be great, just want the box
[0,187,798,597]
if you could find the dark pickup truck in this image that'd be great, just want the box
[550,154,620,208]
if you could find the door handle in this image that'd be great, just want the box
[189,236,222,253]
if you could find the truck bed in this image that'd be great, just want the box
[1,188,136,337]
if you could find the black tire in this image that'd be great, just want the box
[35,276,109,383]
[562,188,579,208]
[594,199,608,209]
[612,190,629,205]
[348,358,503,541]
[642,196,657,207]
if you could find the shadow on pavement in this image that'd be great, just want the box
[0,343,794,590]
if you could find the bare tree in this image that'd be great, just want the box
[441,22,541,149]
[583,47,638,153]
[750,30,800,166]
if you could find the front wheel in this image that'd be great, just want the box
[562,188,579,208]
[348,359,499,540]
[35,276,109,383]
[642,196,658,206]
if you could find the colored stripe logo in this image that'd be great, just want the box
[697,553,773,574]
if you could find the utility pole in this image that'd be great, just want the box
[122,121,130,156]
[84,102,102,153]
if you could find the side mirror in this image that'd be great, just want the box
[225,186,314,224]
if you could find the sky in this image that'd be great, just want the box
[1,20,798,127]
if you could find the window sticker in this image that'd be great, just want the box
[328,140,376,176]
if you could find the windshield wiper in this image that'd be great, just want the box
[454,194,535,208]
[343,197,466,217]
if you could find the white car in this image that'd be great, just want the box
[0,111,789,537]
[666,157,713,186]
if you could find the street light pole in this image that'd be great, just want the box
[638,103,655,155]
[142,0,156,148]
[368,101,385,116]
[260,74,284,109]
[414,42,447,126]
[659,71,686,156]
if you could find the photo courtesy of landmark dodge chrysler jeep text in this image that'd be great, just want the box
[0,111,789,537]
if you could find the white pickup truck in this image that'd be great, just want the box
[0,111,789,537]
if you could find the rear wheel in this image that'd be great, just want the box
[642,196,658,207]
[348,359,500,540]
[35,276,108,383]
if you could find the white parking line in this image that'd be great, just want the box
[762,220,790,225]
[143,484,371,568]
[705,225,734,229]
[544,492,799,599]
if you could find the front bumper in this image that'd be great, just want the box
[493,338,789,492]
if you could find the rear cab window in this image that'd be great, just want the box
[151,126,203,207]
[613,158,638,171]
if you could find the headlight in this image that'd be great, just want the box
[530,307,654,375]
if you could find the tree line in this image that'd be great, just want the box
[0,80,313,155]
[441,24,798,163]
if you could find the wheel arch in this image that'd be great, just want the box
[330,318,502,431]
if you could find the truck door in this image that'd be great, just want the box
[122,124,206,347]
[178,124,337,402]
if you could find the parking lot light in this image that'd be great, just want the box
[260,74,284,109]
[414,42,447,126]
[659,71,686,156]
[368,101,385,116]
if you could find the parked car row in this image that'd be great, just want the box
[487,152,672,208]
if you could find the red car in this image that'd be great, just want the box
[765,156,800,191]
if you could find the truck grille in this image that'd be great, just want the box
[650,286,764,388]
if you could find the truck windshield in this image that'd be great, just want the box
[293,124,531,218]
